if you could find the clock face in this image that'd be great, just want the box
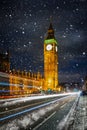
[46,44,52,51]
[56,46,58,52]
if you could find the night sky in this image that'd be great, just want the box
[0,0,87,83]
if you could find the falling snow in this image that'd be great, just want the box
[0,0,87,82]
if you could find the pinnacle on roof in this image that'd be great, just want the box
[46,21,55,39]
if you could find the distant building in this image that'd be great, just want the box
[9,70,43,95]
[0,51,10,72]
[0,70,43,96]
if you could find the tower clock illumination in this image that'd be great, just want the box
[56,46,58,52]
[44,22,58,91]
[46,44,52,51]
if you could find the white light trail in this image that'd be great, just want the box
[0,95,74,122]
[0,92,79,107]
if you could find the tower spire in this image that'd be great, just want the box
[46,16,55,39]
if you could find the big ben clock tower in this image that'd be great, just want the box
[44,22,58,91]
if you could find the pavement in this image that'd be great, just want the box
[67,96,87,130]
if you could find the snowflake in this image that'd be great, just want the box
[34,22,37,26]
[17,48,20,50]
[13,40,16,43]
[73,10,75,13]
[81,78,84,83]
[33,28,36,32]
[56,6,59,9]
[82,52,86,55]
[81,22,83,25]
[29,14,32,17]
[63,1,66,4]
[29,41,32,44]
[22,27,25,30]
[1,40,4,43]
[5,52,8,55]
[63,57,66,60]
[76,8,79,11]
[73,66,76,69]
[76,64,78,67]
[70,24,73,27]
[43,4,46,7]
[62,35,66,38]
[24,13,27,16]
[22,31,25,34]
[24,22,27,26]
[40,36,43,39]
[5,14,8,17]
[78,35,80,37]
[29,69,32,72]
[24,44,27,47]
[75,30,78,32]
[9,14,12,17]
[15,30,18,33]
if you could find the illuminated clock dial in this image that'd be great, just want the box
[56,46,58,52]
[46,44,52,51]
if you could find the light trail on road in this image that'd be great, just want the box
[0,92,79,107]
[0,99,57,115]
[0,95,73,122]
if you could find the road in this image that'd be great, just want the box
[0,93,79,130]
[33,100,75,130]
